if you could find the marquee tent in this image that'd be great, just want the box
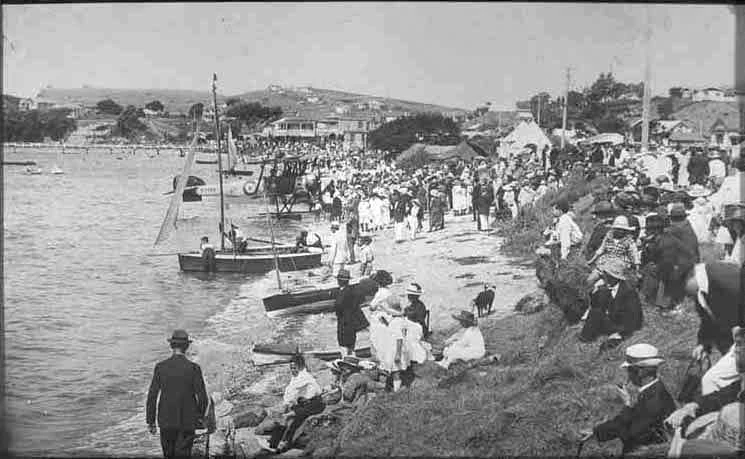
[498,121,551,159]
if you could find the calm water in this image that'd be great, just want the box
[3,148,339,456]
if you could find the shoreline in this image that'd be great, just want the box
[204,213,538,457]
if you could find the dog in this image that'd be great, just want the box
[472,284,496,318]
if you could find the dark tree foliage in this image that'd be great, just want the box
[188,103,204,119]
[3,107,77,142]
[96,98,123,115]
[114,105,147,139]
[368,113,461,154]
[225,102,282,128]
[145,100,164,112]
[225,97,242,107]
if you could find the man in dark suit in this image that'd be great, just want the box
[147,330,208,458]
[655,204,699,308]
[580,343,676,454]
[335,269,369,355]
[579,260,643,345]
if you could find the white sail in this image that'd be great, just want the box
[154,136,198,246]
[227,125,239,170]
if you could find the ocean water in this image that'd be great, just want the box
[3,148,339,456]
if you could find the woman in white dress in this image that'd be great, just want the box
[358,196,371,233]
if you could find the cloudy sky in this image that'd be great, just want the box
[2,3,735,108]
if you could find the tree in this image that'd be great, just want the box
[114,105,147,139]
[96,98,123,115]
[225,97,242,107]
[225,102,282,128]
[2,108,76,142]
[145,100,164,112]
[188,103,204,119]
[368,113,461,154]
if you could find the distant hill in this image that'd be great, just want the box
[36,87,220,115]
[233,86,466,119]
[34,85,467,119]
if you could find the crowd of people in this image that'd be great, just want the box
[159,136,743,457]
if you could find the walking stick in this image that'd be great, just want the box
[575,438,587,459]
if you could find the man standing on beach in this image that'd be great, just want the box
[146,330,208,459]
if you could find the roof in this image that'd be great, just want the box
[501,121,551,151]
[671,101,739,136]
[397,141,485,164]
[272,117,316,124]
[669,132,706,143]
[710,116,740,132]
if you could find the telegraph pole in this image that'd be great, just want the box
[561,67,570,150]
[537,96,542,126]
[734,6,745,145]
[641,5,652,154]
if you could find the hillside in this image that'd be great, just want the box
[36,87,221,115]
[34,85,466,119]
[234,86,466,119]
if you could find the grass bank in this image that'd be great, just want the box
[299,172,714,457]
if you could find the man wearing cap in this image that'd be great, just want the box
[335,268,369,355]
[436,311,485,370]
[584,202,617,260]
[579,259,642,344]
[665,327,745,453]
[656,203,700,309]
[580,343,675,454]
[146,330,209,459]
[682,261,743,396]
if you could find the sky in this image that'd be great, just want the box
[2,3,736,109]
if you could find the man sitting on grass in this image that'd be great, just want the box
[579,259,643,348]
[579,343,676,454]
[436,311,485,370]
[256,354,324,453]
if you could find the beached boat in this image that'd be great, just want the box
[251,343,372,366]
[50,166,64,175]
[25,166,43,175]
[262,279,377,317]
[178,246,323,274]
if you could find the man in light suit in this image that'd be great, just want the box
[147,330,208,458]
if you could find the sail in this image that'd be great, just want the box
[227,125,239,170]
[154,136,198,246]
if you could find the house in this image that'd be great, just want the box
[670,100,739,141]
[692,87,732,102]
[306,96,320,103]
[516,110,535,123]
[269,117,317,139]
[18,98,36,111]
[316,117,342,140]
[338,116,377,149]
[669,131,707,146]
[367,100,384,110]
[709,116,741,148]
[334,105,351,115]
[143,108,160,117]
[268,84,283,92]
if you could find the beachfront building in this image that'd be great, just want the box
[709,117,742,148]
[692,87,736,102]
[270,117,318,139]
[338,116,377,149]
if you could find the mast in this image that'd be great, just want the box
[264,192,283,290]
[561,67,570,150]
[212,73,226,251]
[641,6,652,154]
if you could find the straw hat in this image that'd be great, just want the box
[610,215,634,232]
[620,343,665,368]
[405,283,423,296]
[452,310,477,326]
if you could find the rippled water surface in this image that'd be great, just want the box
[3,148,329,456]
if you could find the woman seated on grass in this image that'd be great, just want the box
[436,311,485,370]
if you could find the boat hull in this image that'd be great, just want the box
[263,286,373,318]
[252,345,372,366]
[178,248,322,273]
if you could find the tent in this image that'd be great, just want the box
[581,133,625,145]
[500,121,551,153]
[397,141,485,166]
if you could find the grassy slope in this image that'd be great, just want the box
[303,173,712,457]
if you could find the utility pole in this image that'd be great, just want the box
[641,5,652,154]
[734,6,745,146]
[561,67,570,150]
[537,96,542,126]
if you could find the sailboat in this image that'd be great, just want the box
[50,148,64,175]
[155,74,323,274]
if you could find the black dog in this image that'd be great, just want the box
[473,284,496,318]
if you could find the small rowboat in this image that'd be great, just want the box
[178,246,323,274]
[262,278,378,318]
[252,343,372,366]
